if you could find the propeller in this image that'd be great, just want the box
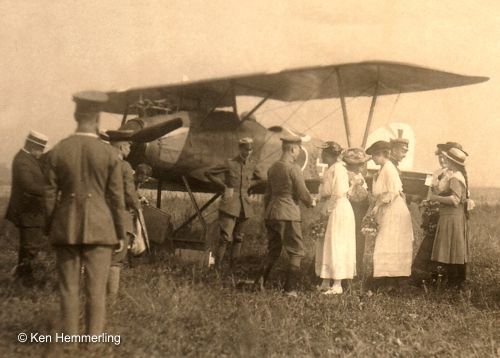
[130,117,184,143]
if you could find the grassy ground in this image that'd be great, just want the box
[0,190,498,357]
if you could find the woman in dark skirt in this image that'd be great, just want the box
[429,145,470,288]
[342,148,370,277]
[412,142,465,281]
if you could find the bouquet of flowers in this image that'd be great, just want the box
[310,215,328,241]
[420,200,440,238]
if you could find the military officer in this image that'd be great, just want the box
[5,130,49,286]
[390,135,409,170]
[45,91,126,336]
[205,137,263,269]
[254,135,314,297]
[106,130,141,304]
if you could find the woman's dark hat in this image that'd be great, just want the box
[436,142,468,155]
[342,147,370,165]
[365,141,391,155]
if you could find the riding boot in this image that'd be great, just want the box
[254,259,275,291]
[107,266,121,306]
[215,241,228,270]
[229,242,242,269]
[284,266,300,293]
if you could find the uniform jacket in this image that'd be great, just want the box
[205,155,263,218]
[120,158,140,234]
[45,133,126,246]
[264,153,313,221]
[5,150,47,227]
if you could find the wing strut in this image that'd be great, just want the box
[230,80,238,114]
[362,76,380,148]
[241,94,271,120]
[121,103,129,126]
[335,68,352,147]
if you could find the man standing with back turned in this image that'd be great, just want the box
[45,91,126,336]
[255,135,314,297]
[5,130,49,286]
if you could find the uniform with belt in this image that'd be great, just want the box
[205,137,263,268]
[255,135,313,294]
[106,131,141,304]
[5,131,49,285]
[45,91,126,335]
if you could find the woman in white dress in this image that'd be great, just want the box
[366,141,413,280]
[316,142,356,295]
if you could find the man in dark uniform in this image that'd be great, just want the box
[255,135,314,297]
[5,130,49,286]
[106,130,141,304]
[45,91,126,336]
[205,137,263,269]
[389,134,409,171]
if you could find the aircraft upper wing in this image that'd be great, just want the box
[103,61,489,114]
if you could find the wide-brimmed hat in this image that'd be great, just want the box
[436,142,468,155]
[342,147,370,165]
[365,141,391,155]
[441,147,467,166]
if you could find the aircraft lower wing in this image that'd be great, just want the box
[103,61,488,114]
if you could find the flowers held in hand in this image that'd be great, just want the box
[310,215,328,240]
[420,199,440,237]
[361,214,378,238]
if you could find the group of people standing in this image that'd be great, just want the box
[5,91,152,337]
[207,132,471,296]
[4,90,472,339]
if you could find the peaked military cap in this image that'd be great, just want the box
[365,141,392,155]
[390,128,409,146]
[73,91,109,114]
[280,134,302,144]
[26,130,48,147]
[106,129,134,142]
[238,137,254,148]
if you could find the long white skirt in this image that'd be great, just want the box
[315,197,356,279]
[373,195,413,277]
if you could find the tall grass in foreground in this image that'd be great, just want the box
[0,193,498,357]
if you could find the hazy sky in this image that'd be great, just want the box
[1,0,499,186]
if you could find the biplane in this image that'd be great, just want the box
[101,61,488,250]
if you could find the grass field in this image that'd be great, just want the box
[0,189,498,357]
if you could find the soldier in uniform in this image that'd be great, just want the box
[389,134,409,171]
[106,130,141,304]
[5,130,49,286]
[205,137,263,269]
[45,91,126,336]
[254,135,314,297]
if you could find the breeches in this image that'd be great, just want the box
[265,220,304,268]
[219,211,248,244]
[55,244,113,335]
